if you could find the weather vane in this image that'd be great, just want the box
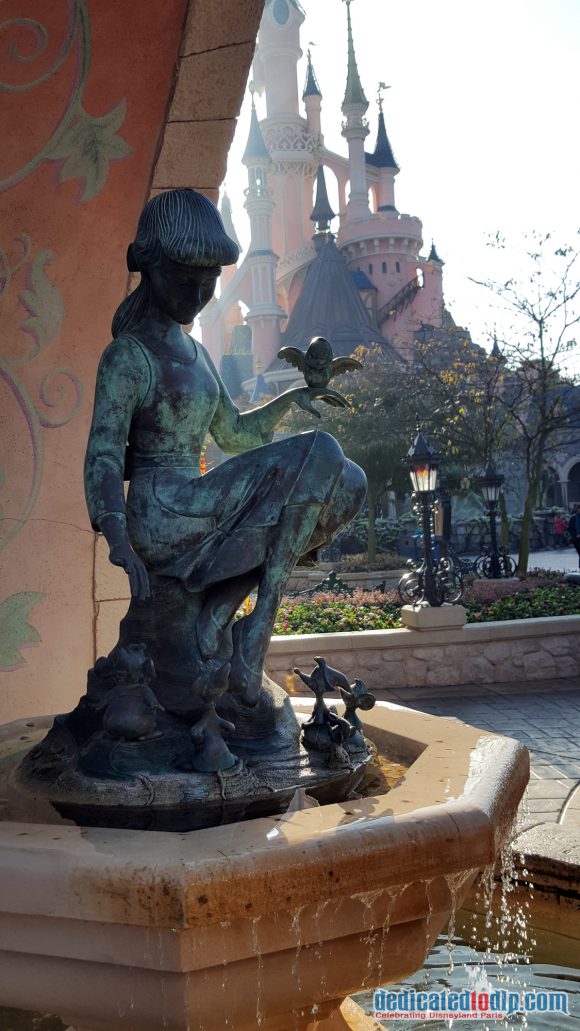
[377,81,390,112]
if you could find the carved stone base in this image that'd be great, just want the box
[12,677,373,831]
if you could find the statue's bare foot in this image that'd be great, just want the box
[228,619,262,706]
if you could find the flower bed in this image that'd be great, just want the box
[273,578,580,635]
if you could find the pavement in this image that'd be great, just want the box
[404,549,580,833]
[511,546,580,573]
[404,678,580,834]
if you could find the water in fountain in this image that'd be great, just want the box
[354,799,580,1030]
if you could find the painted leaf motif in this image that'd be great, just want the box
[0,592,44,671]
[49,100,133,202]
[19,250,65,352]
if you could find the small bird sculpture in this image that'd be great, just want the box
[278,336,362,389]
[294,656,352,724]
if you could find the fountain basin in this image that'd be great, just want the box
[0,700,529,1031]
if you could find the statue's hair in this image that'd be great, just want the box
[112,189,239,338]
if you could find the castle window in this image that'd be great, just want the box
[396,261,400,273]
[382,261,387,274]
[368,263,373,275]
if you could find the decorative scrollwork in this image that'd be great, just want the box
[0,1,132,202]
[0,235,84,554]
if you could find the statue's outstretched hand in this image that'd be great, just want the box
[292,386,351,419]
[109,541,151,600]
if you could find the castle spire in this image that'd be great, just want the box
[310,165,336,247]
[340,0,370,221]
[242,90,270,164]
[303,46,322,99]
[219,191,241,252]
[428,240,443,263]
[366,86,399,170]
[341,0,368,111]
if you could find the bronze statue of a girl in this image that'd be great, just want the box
[17,189,369,823]
[85,188,365,722]
[18,187,372,820]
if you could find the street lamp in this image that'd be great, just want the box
[398,429,457,607]
[476,462,507,578]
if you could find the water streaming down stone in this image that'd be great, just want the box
[444,870,478,974]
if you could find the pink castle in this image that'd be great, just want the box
[201,0,453,398]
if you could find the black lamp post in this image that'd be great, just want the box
[476,463,505,578]
[398,429,446,606]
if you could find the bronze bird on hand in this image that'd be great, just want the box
[278,336,363,389]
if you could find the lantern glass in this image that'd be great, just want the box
[410,463,438,493]
[478,465,504,504]
[481,480,500,504]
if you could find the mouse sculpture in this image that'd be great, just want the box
[97,645,163,742]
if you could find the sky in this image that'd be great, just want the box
[220,0,580,351]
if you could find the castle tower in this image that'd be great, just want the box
[252,0,304,119]
[340,0,370,224]
[242,94,284,372]
[253,0,319,264]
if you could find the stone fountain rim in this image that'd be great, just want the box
[0,700,529,930]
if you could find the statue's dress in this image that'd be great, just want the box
[84,334,365,592]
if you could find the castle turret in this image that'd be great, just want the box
[416,241,445,328]
[242,92,284,372]
[341,0,370,223]
[366,92,399,212]
[303,48,322,138]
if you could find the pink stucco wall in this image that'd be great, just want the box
[0,0,188,720]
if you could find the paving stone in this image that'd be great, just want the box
[526,780,574,799]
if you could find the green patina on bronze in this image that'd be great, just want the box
[18,189,368,828]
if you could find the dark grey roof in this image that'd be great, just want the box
[267,238,399,370]
[365,111,399,169]
[428,241,443,263]
[310,165,335,224]
[242,104,270,163]
[351,269,376,290]
[303,51,322,98]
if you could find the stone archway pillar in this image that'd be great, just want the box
[560,479,569,509]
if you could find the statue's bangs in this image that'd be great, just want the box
[144,189,239,268]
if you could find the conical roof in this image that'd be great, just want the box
[490,334,503,359]
[342,0,368,111]
[310,165,335,225]
[220,192,241,252]
[242,101,270,164]
[303,49,322,99]
[428,241,443,263]
[366,111,398,169]
[268,239,398,368]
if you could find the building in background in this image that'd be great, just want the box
[201,0,459,397]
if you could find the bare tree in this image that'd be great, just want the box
[471,231,580,572]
